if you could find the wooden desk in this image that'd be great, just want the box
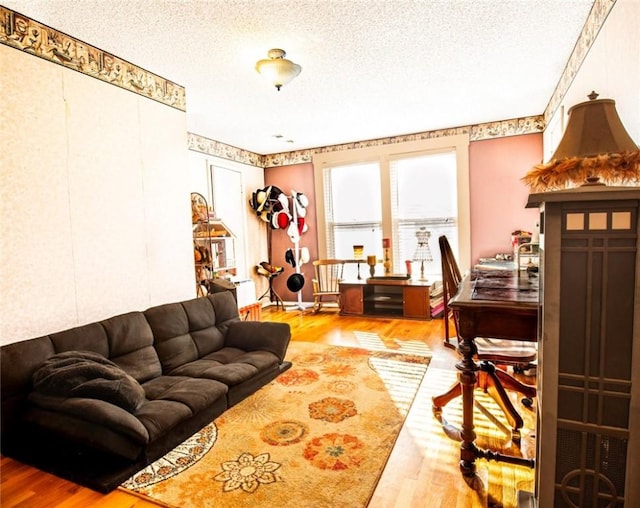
[448,270,538,476]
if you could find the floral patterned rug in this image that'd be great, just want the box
[120,341,430,508]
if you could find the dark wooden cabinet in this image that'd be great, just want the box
[526,186,640,508]
[403,285,431,318]
[339,280,431,319]
[340,284,364,315]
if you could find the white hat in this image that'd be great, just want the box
[287,221,300,243]
[277,192,289,211]
[295,191,309,209]
[299,247,310,265]
[290,189,307,218]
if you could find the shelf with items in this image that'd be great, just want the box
[363,285,404,316]
[193,220,237,276]
[191,192,237,296]
[515,242,539,271]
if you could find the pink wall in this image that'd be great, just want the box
[265,163,317,303]
[469,133,542,263]
[262,133,543,301]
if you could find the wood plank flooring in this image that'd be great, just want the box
[0,305,536,507]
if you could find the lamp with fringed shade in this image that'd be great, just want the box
[522,91,639,192]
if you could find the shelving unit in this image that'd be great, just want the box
[191,192,237,296]
[339,279,431,319]
[515,241,539,271]
[364,284,405,316]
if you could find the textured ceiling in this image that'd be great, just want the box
[4,0,595,155]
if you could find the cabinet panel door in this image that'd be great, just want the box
[340,285,363,315]
[403,286,429,319]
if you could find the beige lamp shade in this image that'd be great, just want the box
[523,92,639,191]
[255,49,301,91]
[550,95,637,160]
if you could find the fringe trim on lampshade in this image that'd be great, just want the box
[522,150,640,192]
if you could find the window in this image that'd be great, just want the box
[313,136,470,281]
[390,151,459,279]
[323,162,382,262]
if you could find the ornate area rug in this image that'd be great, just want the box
[120,341,430,508]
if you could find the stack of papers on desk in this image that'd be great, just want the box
[471,269,538,302]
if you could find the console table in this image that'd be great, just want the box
[339,278,431,319]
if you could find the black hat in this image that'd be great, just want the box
[286,273,305,292]
[285,248,296,267]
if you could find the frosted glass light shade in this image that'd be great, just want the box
[255,49,301,91]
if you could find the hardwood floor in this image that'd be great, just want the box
[0,305,536,507]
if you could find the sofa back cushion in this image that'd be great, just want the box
[145,302,199,373]
[206,292,241,334]
[100,312,162,383]
[49,322,110,357]
[182,296,226,355]
[145,292,240,374]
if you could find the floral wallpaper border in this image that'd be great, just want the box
[189,115,544,168]
[0,6,186,112]
[544,0,615,125]
[188,135,264,167]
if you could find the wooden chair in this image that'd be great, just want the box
[311,259,345,313]
[432,235,537,440]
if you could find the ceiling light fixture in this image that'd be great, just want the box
[255,49,301,91]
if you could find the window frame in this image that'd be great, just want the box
[312,135,471,273]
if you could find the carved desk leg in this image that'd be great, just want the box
[456,334,480,477]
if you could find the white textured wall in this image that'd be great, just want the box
[544,0,640,158]
[0,45,195,345]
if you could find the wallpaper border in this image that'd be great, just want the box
[189,115,544,168]
[544,0,615,124]
[0,6,186,112]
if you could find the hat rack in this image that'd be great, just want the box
[286,190,311,312]
[250,186,312,311]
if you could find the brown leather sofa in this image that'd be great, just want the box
[0,291,291,492]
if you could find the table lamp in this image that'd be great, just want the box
[352,245,364,279]
[412,228,433,280]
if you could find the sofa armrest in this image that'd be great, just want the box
[225,321,291,362]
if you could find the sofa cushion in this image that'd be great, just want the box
[136,376,227,441]
[145,294,239,374]
[225,321,291,361]
[27,392,150,445]
[141,376,227,415]
[49,322,110,358]
[206,292,241,335]
[182,297,226,355]
[144,302,200,373]
[101,312,162,383]
[31,350,145,413]
[167,347,279,386]
[24,375,229,459]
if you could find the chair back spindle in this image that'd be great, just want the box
[311,259,345,313]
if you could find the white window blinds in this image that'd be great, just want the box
[389,151,459,278]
